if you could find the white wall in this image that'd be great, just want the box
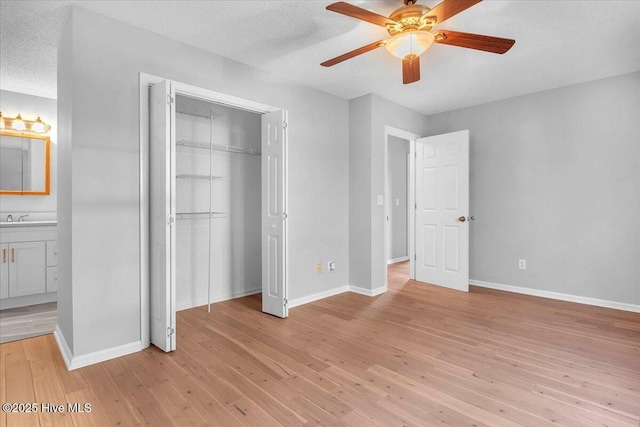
[425,71,640,305]
[57,6,350,358]
[388,136,409,260]
[0,90,57,218]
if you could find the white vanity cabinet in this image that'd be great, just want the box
[46,240,58,292]
[0,223,57,309]
[6,241,46,297]
[0,244,8,299]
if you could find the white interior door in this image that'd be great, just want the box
[149,79,176,351]
[415,130,469,292]
[261,110,288,317]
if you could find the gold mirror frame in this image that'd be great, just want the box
[0,129,51,196]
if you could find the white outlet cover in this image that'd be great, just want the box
[377,195,384,205]
[395,199,400,206]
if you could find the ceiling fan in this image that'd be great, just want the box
[321,0,515,84]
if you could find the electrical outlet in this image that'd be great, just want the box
[328,261,335,271]
[519,259,526,270]
[316,263,323,273]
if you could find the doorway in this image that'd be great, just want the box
[383,127,471,293]
[384,127,419,288]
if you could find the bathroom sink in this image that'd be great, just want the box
[0,220,57,228]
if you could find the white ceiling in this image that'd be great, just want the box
[1,0,640,115]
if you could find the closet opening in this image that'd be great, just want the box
[174,94,262,312]
[142,75,288,352]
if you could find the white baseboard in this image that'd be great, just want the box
[288,286,349,308]
[349,285,387,297]
[470,279,640,313]
[0,292,57,310]
[176,288,261,312]
[387,257,409,265]
[53,325,142,371]
[288,284,388,309]
[53,325,73,370]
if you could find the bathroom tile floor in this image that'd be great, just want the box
[0,302,56,343]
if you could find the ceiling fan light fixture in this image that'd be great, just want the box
[385,30,434,59]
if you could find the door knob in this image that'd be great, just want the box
[458,215,476,222]
[458,216,466,222]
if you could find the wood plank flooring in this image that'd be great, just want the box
[1,262,639,426]
[0,302,57,344]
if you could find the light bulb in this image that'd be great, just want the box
[12,114,26,131]
[385,31,435,59]
[31,117,46,133]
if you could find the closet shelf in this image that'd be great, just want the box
[176,174,224,181]
[177,139,261,156]
[176,211,226,220]
[176,108,213,120]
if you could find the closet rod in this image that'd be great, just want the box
[177,139,261,156]
[176,173,224,181]
[176,108,213,120]
[176,211,225,219]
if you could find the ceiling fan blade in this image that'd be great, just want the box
[326,2,399,28]
[435,30,515,54]
[321,40,387,67]
[402,55,420,84]
[426,0,482,25]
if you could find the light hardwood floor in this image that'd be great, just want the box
[1,262,639,426]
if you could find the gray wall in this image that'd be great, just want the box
[349,94,427,290]
[425,71,640,304]
[58,6,349,357]
[348,96,372,288]
[370,95,427,290]
[388,136,409,260]
[57,18,73,351]
[0,90,57,216]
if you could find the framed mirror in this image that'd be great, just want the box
[0,130,50,195]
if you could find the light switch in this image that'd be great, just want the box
[377,195,384,205]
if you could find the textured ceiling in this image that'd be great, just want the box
[1,0,640,115]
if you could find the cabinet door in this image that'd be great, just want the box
[47,266,58,292]
[46,240,58,267]
[8,242,46,297]
[0,244,8,299]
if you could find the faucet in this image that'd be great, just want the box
[6,214,12,222]
[18,214,29,222]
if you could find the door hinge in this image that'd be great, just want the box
[283,212,288,220]
[167,214,175,225]
[414,151,417,158]
[167,327,175,337]
[167,95,174,105]
[414,202,417,210]
[415,254,417,260]
[284,298,288,306]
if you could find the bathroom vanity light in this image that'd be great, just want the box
[0,112,50,134]
[11,114,26,131]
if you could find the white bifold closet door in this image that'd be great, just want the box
[261,110,288,318]
[149,79,290,353]
[149,79,176,352]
